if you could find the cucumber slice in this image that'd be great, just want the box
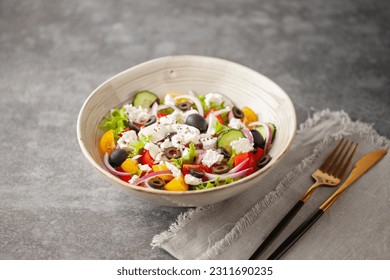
[132,91,159,109]
[217,129,245,153]
[256,123,276,143]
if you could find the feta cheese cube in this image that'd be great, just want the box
[165,161,181,177]
[200,136,217,150]
[154,152,166,163]
[117,130,138,151]
[230,138,254,154]
[184,174,203,185]
[164,94,177,108]
[138,164,152,173]
[124,104,151,124]
[171,134,186,150]
[169,124,201,148]
[202,149,224,167]
[159,110,181,126]
[160,139,173,150]
[139,123,168,143]
[129,175,139,185]
[228,118,245,130]
[144,142,161,159]
[205,92,223,107]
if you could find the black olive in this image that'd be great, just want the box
[147,177,165,189]
[164,147,182,159]
[108,149,128,167]
[232,106,244,119]
[212,164,229,174]
[257,154,272,169]
[189,169,205,178]
[144,115,157,126]
[185,114,208,132]
[177,101,193,112]
[217,147,231,158]
[251,129,265,148]
[128,121,140,133]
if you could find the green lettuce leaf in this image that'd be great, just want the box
[197,95,209,112]
[209,101,225,110]
[99,108,128,139]
[198,95,226,113]
[172,142,197,168]
[227,149,236,169]
[215,119,229,134]
[129,135,151,157]
[194,176,238,190]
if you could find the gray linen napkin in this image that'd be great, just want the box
[151,110,390,259]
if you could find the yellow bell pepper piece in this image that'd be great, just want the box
[121,158,140,175]
[152,164,174,181]
[242,106,258,125]
[164,174,188,191]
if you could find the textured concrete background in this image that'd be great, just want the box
[0,0,389,259]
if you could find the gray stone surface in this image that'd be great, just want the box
[0,0,389,259]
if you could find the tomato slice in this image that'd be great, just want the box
[206,109,224,124]
[182,164,211,175]
[139,150,154,167]
[242,106,258,125]
[116,167,132,182]
[99,129,116,155]
[157,112,168,118]
[233,148,264,174]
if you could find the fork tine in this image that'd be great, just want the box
[327,140,351,175]
[333,142,358,179]
[319,138,345,173]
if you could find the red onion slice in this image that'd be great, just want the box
[150,101,159,116]
[228,158,249,174]
[242,129,254,144]
[211,107,231,116]
[228,111,234,122]
[103,152,132,176]
[195,150,206,164]
[134,170,172,186]
[205,167,253,180]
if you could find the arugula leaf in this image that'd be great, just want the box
[99,108,128,140]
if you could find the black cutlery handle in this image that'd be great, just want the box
[249,200,305,260]
[267,209,324,260]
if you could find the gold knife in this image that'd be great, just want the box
[267,149,387,260]
[320,149,387,211]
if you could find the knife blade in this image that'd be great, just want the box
[320,149,387,211]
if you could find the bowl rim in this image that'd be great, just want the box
[77,55,297,196]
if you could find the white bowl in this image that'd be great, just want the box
[77,55,296,207]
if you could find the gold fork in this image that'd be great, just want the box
[249,138,358,259]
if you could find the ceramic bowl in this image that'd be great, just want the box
[77,55,296,207]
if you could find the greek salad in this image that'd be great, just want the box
[99,90,276,191]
